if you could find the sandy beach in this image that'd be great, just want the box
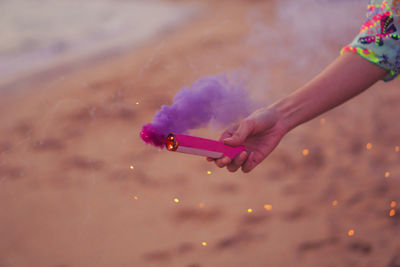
[1,0,400,266]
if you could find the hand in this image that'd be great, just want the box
[208,107,287,173]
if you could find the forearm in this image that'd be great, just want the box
[270,52,388,132]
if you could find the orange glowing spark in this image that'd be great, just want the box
[366,143,372,150]
[133,195,139,200]
[201,242,207,246]
[207,170,212,175]
[348,229,355,236]
[395,146,400,152]
[247,208,253,213]
[199,203,205,208]
[389,209,396,217]
[385,171,390,178]
[173,198,180,203]
[320,118,326,124]
[332,200,338,206]
[264,204,272,211]
[302,149,309,156]
[130,165,134,170]
[136,101,139,105]
[390,201,397,208]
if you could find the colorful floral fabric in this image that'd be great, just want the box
[341,0,400,81]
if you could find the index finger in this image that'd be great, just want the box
[219,124,239,142]
[206,125,239,162]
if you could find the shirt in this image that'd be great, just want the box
[342,0,400,81]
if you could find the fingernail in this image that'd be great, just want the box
[223,137,233,142]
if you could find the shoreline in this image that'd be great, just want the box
[0,0,198,92]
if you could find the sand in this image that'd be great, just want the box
[0,0,399,266]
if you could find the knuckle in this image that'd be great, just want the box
[243,119,255,130]
[215,161,224,168]
[234,157,245,166]
[232,132,242,139]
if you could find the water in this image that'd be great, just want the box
[0,0,197,88]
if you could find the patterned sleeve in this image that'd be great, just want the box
[341,0,400,81]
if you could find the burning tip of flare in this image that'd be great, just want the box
[166,134,178,151]
[247,208,253,213]
[201,242,207,246]
[173,197,180,203]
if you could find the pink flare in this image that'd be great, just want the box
[168,133,245,159]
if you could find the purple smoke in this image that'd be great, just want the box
[140,73,255,147]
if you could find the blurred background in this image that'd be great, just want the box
[0,0,399,266]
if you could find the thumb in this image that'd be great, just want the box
[223,120,254,146]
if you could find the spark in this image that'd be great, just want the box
[133,195,139,200]
[302,149,309,156]
[395,145,400,152]
[320,118,326,124]
[207,170,212,175]
[389,209,396,217]
[201,242,207,246]
[390,201,397,208]
[366,143,372,150]
[264,204,272,211]
[247,208,253,213]
[136,101,140,105]
[385,171,390,178]
[130,165,134,170]
[332,200,338,206]
[173,197,180,203]
[347,229,354,236]
[199,203,205,208]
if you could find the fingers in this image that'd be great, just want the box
[218,125,238,142]
[223,120,254,146]
[241,151,265,173]
[213,151,248,172]
[227,151,248,172]
[215,156,231,168]
[207,126,237,162]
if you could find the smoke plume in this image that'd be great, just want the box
[140,73,255,147]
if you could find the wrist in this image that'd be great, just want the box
[268,96,298,134]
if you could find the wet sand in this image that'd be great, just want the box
[1,0,400,266]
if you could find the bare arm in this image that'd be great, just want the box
[212,52,388,173]
[272,52,388,132]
